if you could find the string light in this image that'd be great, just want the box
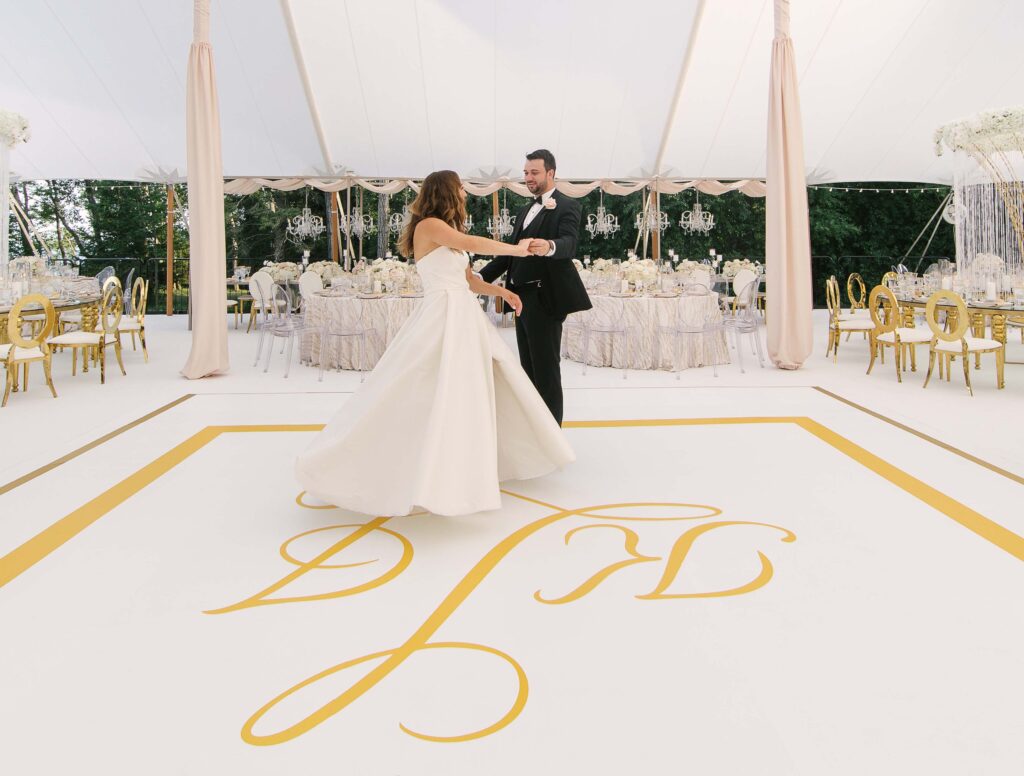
[818,185,949,193]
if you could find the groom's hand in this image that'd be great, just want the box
[527,239,550,256]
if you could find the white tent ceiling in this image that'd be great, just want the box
[2,0,1022,184]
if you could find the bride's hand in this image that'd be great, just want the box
[514,239,533,257]
[501,289,523,316]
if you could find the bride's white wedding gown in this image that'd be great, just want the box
[295,246,575,516]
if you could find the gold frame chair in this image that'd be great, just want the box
[866,285,931,382]
[847,272,867,313]
[825,275,873,362]
[117,276,149,361]
[923,289,1005,395]
[2,294,59,407]
[47,284,127,384]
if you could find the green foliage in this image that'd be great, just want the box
[8,178,955,311]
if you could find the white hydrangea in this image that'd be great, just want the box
[0,109,30,146]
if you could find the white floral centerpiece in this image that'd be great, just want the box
[590,258,615,275]
[472,258,489,272]
[307,260,346,281]
[674,259,702,275]
[264,261,300,282]
[572,258,584,271]
[722,258,761,279]
[619,258,659,285]
[0,109,30,147]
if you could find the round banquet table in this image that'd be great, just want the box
[301,292,423,370]
[561,292,729,370]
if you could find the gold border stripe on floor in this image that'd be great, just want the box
[814,387,1024,486]
[0,394,196,498]
[2,417,1022,591]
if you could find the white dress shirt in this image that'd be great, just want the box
[522,187,557,256]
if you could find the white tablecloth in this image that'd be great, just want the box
[301,293,422,370]
[561,293,729,370]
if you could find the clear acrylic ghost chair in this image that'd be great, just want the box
[722,279,766,373]
[318,297,375,382]
[250,271,287,367]
[562,300,631,378]
[655,284,727,378]
[262,284,313,378]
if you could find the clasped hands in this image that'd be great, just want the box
[514,238,550,257]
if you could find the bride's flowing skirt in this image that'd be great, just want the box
[295,288,574,517]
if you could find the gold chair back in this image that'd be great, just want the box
[7,294,56,351]
[99,284,124,336]
[881,271,898,288]
[129,277,148,322]
[924,290,969,342]
[847,273,867,310]
[825,276,841,320]
[868,285,898,333]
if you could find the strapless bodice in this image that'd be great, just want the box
[415,246,471,293]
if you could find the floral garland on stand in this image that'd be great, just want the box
[0,109,31,269]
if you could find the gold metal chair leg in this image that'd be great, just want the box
[114,341,126,376]
[43,356,57,398]
[866,338,877,375]
[894,342,902,383]
[924,349,935,388]
[962,351,973,396]
[2,364,13,406]
[140,328,148,363]
[996,348,1005,389]
[100,346,107,385]
[23,362,29,392]
[910,344,917,372]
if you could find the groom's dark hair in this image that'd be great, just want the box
[526,149,556,172]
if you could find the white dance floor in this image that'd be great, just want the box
[1,313,1022,775]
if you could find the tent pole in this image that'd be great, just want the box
[330,191,341,263]
[652,188,661,260]
[652,0,707,176]
[491,191,500,238]
[166,184,174,315]
[357,187,364,261]
[279,0,334,172]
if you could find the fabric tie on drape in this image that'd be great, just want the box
[765,0,813,369]
[181,0,229,379]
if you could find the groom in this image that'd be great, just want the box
[480,149,591,425]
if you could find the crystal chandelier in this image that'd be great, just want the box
[285,191,326,244]
[488,191,515,238]
[388,204,410,235]
[463,213,474,232]
[342,206,376,238]
[585,191,620,239]
[679,190,715,235]
[635,201,670,236]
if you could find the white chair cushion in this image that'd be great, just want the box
[935,336,1002,353]
[877,327,932,344]
[118,320,142,331]
[20,313,47,321]
[226,299,238,307]
[836,319,874,331]
[0,344,45,360]
[60,310,83,321]
[846,308,871,317]
[48,331,102,346]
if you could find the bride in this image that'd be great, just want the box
[295,170,575,517]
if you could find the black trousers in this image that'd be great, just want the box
[511,285,563,425]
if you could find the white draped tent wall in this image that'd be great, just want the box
[4,0,1024,371]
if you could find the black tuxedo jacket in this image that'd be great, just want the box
[479,189,592,320]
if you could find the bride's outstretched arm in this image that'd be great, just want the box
[465,268,523,315]
[417,217,529,257]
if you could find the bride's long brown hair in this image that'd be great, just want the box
[397,170,468,258]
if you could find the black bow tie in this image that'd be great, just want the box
[533,196,543,205]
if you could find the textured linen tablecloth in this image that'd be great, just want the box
[301,294,422,370]
[560,293,729,370]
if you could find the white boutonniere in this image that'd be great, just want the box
[543,197,557,210]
